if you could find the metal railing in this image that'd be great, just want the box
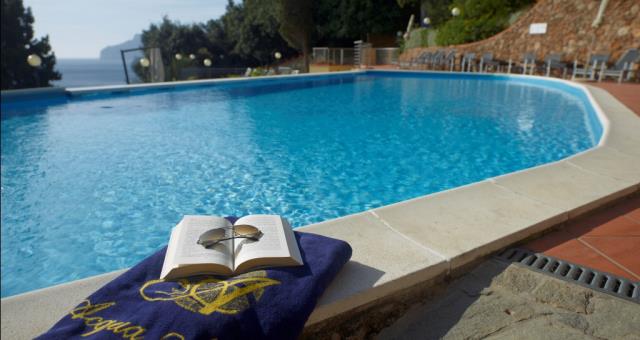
[374,48,399,65]
[312,47,355,65]
[313,46,399,66]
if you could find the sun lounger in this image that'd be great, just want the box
[543,53,569,78]
[426,50,445,69]
[516,52,536,75]
[461,53,476,72]
[598,48,639,83]
[572,53,609,80]
[443,50,457,71]
[409,51,431,69]
[479,52,501,72]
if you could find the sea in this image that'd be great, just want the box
[52,59,140,88]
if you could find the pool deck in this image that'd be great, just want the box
[524,82,640,282]
[2,72,639,339]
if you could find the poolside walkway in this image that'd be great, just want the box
[524,82,640,281]
[525,195,639,281]
[591,82,640,116]
[376,258,640,339]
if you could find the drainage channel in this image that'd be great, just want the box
[495,248,639,303]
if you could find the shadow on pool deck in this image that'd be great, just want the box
[523,82,640,282]
[525,194,640,281]
[313,257,640,339]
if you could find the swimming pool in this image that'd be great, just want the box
[1,71,602,297]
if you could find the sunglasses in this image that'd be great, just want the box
[197,224,262,248]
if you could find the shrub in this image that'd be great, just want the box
[436,0,534,46]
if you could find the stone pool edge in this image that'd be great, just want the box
[2,71,639,339]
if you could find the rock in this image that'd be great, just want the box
[492,264,540,294]
[532,279,594,314]
[586,296,640,339]
[484,317,598,340]
[617,26,630,37]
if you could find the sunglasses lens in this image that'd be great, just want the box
[197,228,226,246]
[233,224,260,237]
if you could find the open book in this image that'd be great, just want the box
[160,215,303,280]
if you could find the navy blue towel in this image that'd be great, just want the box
[37,230,351,340]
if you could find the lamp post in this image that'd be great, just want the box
[139,57,150,82]
[274,51,282,74]
[27,54,42,86]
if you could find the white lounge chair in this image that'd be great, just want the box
[598,48,639,83]
[572,54,609,80]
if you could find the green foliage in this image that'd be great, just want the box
[314,0,412,45]
[133,0,415,80]
[1,0,60,89]
[134,0,295,81]
[404,28,432,49]
[436,0,534,46]
[222,0,293,65]
[421,0,454,27]
[276,0,313,72]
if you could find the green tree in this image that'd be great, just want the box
[396,0,452,28]
[223,0,294,66]
[1,0,60,89]
[276,0,313,72]
[315,0,411,45]
[436,0,533,45]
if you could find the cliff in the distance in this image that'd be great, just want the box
[99,34,142,61]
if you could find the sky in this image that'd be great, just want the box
[24,0,228,59]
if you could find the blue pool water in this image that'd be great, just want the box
[1,72,601,297]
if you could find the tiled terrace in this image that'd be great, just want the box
[526,82,640,282]
[526,195,640,281]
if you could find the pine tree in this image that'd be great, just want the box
[1,0,61,90]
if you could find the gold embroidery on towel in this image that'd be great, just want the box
[140,270,280,315]
[69,300,146,339]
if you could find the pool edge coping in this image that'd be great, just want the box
[2,70,639,338]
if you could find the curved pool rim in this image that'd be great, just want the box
[1,70,611,288]
[4,70,640,340]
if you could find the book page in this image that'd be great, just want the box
[233,215,303,272]
[166,216,234,272]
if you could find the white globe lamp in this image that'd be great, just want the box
[452,7,461,16]
[139,57,150,68]
[203,58,212,67]
[27,54,42,67]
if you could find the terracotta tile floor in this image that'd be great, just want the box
[524,81,640,281]
[590,82,640,117]
[525,195,640,281]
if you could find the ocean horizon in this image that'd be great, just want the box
[53,58,140,88]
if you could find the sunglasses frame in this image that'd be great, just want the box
[197,224,262,249]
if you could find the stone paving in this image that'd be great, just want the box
[376,259,640,340]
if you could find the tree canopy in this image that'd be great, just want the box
[436,0,534,45]
[1,0,60,90]
[134,0,413,80]
[276,0,313,72]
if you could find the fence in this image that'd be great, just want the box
[374,48,399,65]
[312,46,399,67]
[177,67,247,80]
[312,48,355,65]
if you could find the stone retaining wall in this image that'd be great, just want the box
[400,0,640,64]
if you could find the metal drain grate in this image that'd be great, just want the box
[495,248,639,303]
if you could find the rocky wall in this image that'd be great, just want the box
[400,0,640,65]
